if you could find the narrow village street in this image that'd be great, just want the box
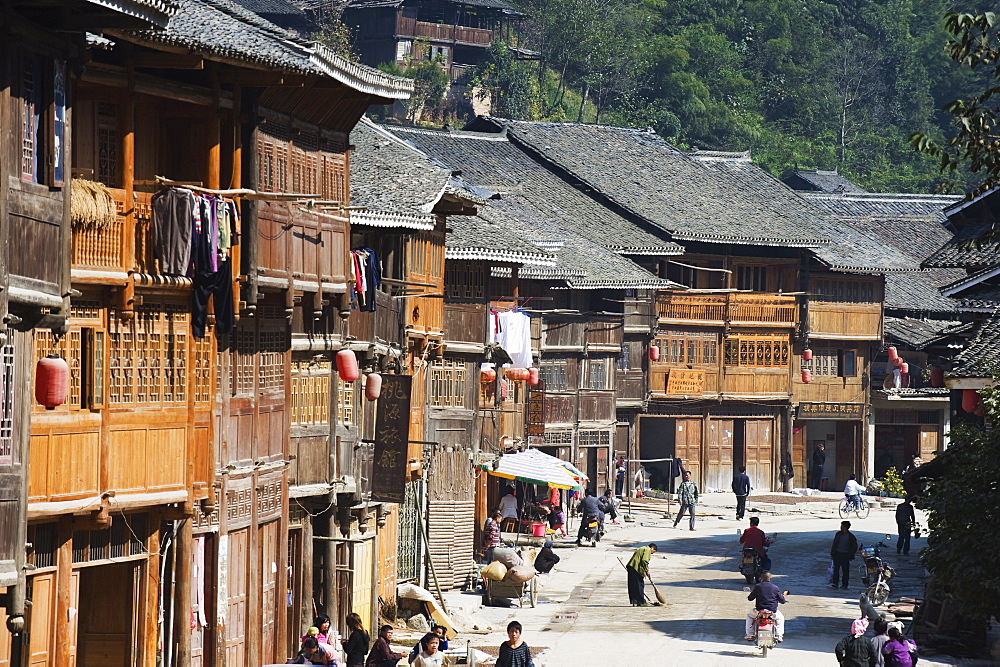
[444,498,956,666]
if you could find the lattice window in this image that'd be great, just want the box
[321,152,347,202]
[429,359,466,407]
[164,331,187,402]
[291,360,331,425]
[539,360,567,390]
[231,328,255,396]
[0,331,14,466]
[802,349,839,376]
[97,102,119,186]
[71,300,101,320]
[21,56,38,181]
[578,429,610,448]
[259,329,286,393]
[655,330,719,365]
[409,235,428,275]
[812,278,876,304]
[723,333,790,368]
[193,335,213,403]
[35,330,82,410]
[445,261,485,301]
[337,377,355,425]
[543,430,573,446]
[585,357,610,389]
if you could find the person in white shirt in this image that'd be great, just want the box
[498,486,519,520]
[843,475,864,503]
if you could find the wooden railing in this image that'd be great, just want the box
[71,188,155,273]
[656,292,797,326]
[396,16,493,46]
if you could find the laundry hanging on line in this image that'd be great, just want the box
[488,308,533,368]
[349,247,380,312]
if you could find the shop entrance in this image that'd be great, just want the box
[77,561,139,666]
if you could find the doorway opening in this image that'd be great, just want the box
[77,561,139,666]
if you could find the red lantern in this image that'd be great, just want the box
[35,354,69,410]
[893,357,903,367]
[930,367,945,388]
[364,373,382,401]
[962,389,980,413]
[520,368,532,382]
[528,368,540,386]
[336,349,360,382]
[801,369,812,384]
[802,348,813,361]
[900,362,909,375]
[887,346,898,361]
[649,345,660,362]
[480,369,497,384]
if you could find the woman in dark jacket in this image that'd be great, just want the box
[341,613,370,667]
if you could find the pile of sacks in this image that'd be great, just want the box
[482,548,535,585]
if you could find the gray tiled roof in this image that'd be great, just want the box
[885,270,963,314]
[884,316,964,349]
[782,169,867,194]
[387,125,683,256]
[950,284,1000,311]
[122,0,412,98]
[922,221,999,270]
[350,118,449,222]
[802,192,961,220]
[950,309,1000,378]
[386,125,677,289]
[446,211,561,269]
[487,120,830,247]
[347,0,517,10]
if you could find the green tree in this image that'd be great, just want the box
[379,55,450,124]
[911,12,1000,197]
[474,40,540,120]
[916,375,1000,622]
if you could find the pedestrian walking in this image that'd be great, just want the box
[625,543,657,606]
[811,442,826,490]
[340,613,370,667]
[365,625,404,667]
[673,471,699,530]
[830,520,859,589]
[882,626,918,667]
[895,497,915,556]
[496,621,534,667]
[732,465,752,520]
[835,618,876,667]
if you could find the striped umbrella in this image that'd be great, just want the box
[527,449,589,485]
[477,449,582,490]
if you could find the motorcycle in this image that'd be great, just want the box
[740,547,766,584]
[750,609,779,657]
[579,514,601,547]
[859,534,895,606]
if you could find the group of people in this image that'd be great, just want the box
[837,618,919,667]
[289,614,415,666]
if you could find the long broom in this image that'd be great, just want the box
[617,557,665,606]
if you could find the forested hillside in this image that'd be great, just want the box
[478,0,993,192]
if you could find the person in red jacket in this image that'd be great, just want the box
[739,517,773,571]
[365,625,404,667]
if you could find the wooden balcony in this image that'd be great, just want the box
[71,188,157,279]
[397,15,493,47]
[806,301,882,340]
[656,292,797,327]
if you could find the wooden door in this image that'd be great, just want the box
[674,419,701,491]
[225,530,248,666]
[259,521,279,663]
[918,425,939,461]
[705,419,734,492]
[27,571,78,667]
[791,422,806,485]
[78,562,133,667]
[191,535,210,667]
[743,420,774,493]
[351,539,374,636]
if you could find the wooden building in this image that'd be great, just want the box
[0,0,176,661]
[2,1,411,665]
[342,0,523,83]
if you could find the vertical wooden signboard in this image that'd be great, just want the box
[371,375,412,503]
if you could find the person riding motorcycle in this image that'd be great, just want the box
[744,571,786,643]
[575,489,602,546]
[739,517,773,572]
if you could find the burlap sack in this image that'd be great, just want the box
[482,561,507,581]
[504,565,535,584]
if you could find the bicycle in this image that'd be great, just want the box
[838,495,871,519]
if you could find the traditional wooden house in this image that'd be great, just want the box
[799,190,965,481]
[342,0,523,84]
[13,1,410,665]
[0,0,176,661]
[390,124,677,515]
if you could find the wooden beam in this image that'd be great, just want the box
[53,518,73,666]
[140,510,161,667]
[218,71,310,87]
[173,519,193,665]
[132,53,205,70]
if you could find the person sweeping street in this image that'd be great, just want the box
[626,543,657,606]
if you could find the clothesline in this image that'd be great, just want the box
[151,176,320,201]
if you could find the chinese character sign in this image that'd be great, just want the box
[666,369,705,395]
[371,374,412,503]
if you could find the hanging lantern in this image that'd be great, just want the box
[35,354,69,410]
[930,367,945,388]
[893,356,903,367]
[506,368,528,382]
[649,345,660,362]
[528,368,540,386]
[480,369,497,384]
[887,346,898,361]
[520,368,532,382]
[900,362,909,375]
[336,349,360,382]
[962,389,980,413]
[802,348,813,361]
[364,373,382,401]
[801,369,812,384]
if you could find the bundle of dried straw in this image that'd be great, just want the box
[70,178,117,230]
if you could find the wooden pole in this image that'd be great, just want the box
[141,510,162,667]
[173,518,192,665]
[299,513,314,639]
[120,76,136,319]
[53,517,73,666]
